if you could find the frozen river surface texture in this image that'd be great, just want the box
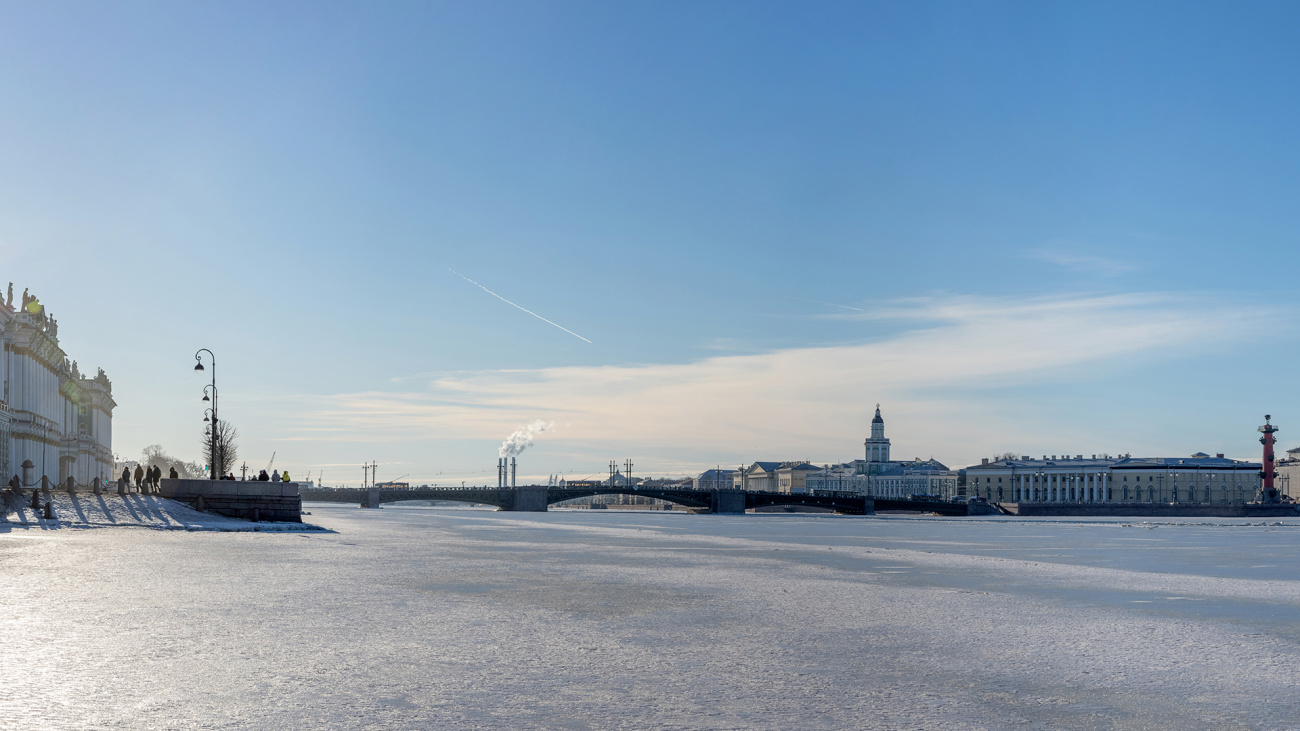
[3,507,1300,730]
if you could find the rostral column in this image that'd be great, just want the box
[1259,415,1280,503]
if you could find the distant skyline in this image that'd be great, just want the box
[3,1,1298,485]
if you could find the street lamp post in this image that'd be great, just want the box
[194,349,217,480]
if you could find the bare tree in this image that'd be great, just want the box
[202,421,239,477]
[141,444,205,478]
[991,452,1021,463]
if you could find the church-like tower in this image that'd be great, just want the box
[865,404,890,464]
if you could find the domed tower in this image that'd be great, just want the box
[865,404,891,467]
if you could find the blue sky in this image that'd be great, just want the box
[2,1,1297,485]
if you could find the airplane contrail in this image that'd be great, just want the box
[450,269,593,344]
[778,294,866,312]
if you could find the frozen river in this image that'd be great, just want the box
[4,506,1300,729]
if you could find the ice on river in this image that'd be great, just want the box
[3,505,1300,729]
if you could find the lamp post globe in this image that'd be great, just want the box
[194,349,217,479]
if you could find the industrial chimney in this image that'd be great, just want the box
[511,457,517,488]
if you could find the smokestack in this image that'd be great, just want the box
[511,457,517,488]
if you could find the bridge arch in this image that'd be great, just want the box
[547,488,713,511]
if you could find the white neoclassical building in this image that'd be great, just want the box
[0,288,115,486]
[963,453,1261,504]
[803,406,959,498]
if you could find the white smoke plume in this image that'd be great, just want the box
[499,420,554,458]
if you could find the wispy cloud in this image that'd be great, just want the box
[1027,248,1138,275]
[275,292,1273,469]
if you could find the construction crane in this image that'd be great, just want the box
[265,451,276,474]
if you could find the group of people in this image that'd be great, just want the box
[196,469,294,482]
[113,464,294,491]
[255,469,292,483]
[123,464,178,494]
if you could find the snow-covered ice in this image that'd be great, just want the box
[2,492,325,531]
[3,505,1300,729]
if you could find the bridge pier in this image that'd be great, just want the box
[711,490,746,514]
[365,488,379,509]
[501,485,548,512]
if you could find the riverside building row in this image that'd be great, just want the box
[0,288,115,485]
[718,405,1270,505]
[962,453,1264,504]
[733,406,961,499]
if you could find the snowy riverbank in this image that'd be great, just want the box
[1,492,325,531]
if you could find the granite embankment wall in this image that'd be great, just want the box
[1012,502,1300,517]
[159,479,302,522]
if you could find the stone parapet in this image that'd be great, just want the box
[1012,502,1300,517]
[159,478,302,522]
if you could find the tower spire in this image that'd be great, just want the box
[865,404,890,468]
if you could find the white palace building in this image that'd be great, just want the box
[0,287,115,487]
[963,453,1263,504]
[801,406,959,499]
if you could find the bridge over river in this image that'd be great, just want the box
[301,485,989,516]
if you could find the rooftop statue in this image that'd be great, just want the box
[21,288,29,308]
[6,282,11,308]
